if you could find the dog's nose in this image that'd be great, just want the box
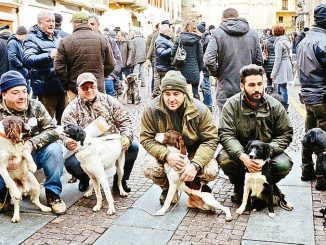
[249,154,254,159]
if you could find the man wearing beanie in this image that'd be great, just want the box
[0,71,66,215]
[140,70,219,204]
[297,3,326,189]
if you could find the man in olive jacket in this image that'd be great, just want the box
[140,70,219,204]
[217,64,293,203]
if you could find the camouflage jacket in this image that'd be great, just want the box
[0,99,59,150]
[219,92,293,159]
[61,92,133,143]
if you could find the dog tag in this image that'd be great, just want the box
[27,117,37,127]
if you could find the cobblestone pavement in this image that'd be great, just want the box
[22,85,326,245]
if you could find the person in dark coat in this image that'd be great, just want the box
[54,13,70,38]
[204,8,263,110]
[116,31,135,79]
[0,29,10,77]
[23,11,66,124]
[7,26,31,94]
[172,21,203,99]
[261,29,276,87]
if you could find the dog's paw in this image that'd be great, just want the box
[11,215,20,223]
[224,208,232,221]
[84,187,93,197]
[268,212,276,218]
[236,206,245,215]
[120,190,128,197]
[107,206,116,215]
[92,204,101,212]
[40,205,52,213]
[155,208,166,216]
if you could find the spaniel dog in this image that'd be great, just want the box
[0,116,51,222]
[122,74,141,105]
[154,130,232,221]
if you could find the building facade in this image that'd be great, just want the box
[296,0,324,31]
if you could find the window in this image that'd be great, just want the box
[279,16,284,23]
[282,0,288,10]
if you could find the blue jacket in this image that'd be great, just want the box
[7,35,29,78]
[155,33,174,72]
[23,25,64,96]
[297,26,326,105]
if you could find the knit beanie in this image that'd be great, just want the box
[0,71,27,93]
[314,4,326,28]
[160,71,188,94]
[197,22,206,33]
[16,26,27,35]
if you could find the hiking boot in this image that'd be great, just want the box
[301,174,316,181]
[113,175,131,193]
[0,190,11,212]
[316,176,326,191]
[231,184,243,204]
[45,189,66,215]
[78,180,89,192]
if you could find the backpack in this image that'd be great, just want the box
[172,38,187,67]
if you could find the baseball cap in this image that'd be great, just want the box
[71,12,89,24]
[77,72,97,87]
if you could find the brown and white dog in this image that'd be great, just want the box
[154,130,232,221]
[0,116,51,222]
[122,74,141,104]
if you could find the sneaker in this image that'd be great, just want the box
[301,174,316,181]
[112,175,131,193]
[231,184,243,204]
[45,189,66,215]
[316,177,326,191]
[78,180,89,192]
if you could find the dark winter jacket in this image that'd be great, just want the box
[132,35,146,64]
[297,26,326,105]
[146,31,159,62]
[7,35,29,78]
[54,24,115,94]
[117,39,135,68]
[155,33,174,72]
[172,32,203,84]
[262,35,276,74]
[23,25,64,96]
[201,31,210,76]
[0,31,10,77]
[204,18,263,108]
[108,36,122,80]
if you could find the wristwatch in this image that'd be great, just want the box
[191,161,201,171]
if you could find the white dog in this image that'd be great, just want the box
[0,116,51,222]
[154,130,232,221]
[63,124,127,215]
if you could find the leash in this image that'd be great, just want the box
[0,189,9,210]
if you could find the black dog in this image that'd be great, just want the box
[236,140,293,217]
[63,124,87,146]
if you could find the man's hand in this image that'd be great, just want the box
[23,141,33,153]
[65,138,78,151]
[166,152,186,172]
[121,136,130,151]
[239,153,262,173]
[180,164,197,182]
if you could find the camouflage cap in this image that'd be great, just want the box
[77,72,97,87]
[71,12,89,24]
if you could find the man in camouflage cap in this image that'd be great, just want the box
[0,71,66,215]
[61,72,139,193]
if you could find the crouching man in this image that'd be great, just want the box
[140,70,219,204]
[0,71,66,214]
[61,72,138,193]
[217,64,293,203]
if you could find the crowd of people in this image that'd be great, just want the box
[0,3,325,221]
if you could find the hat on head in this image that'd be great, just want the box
[77,72,97,87]
[16,26,27,35]
[0,71,27,93]
[71,12,89,24]
[161,20,171,26]
[160,71,187,94]
[314,4,326,27]
[303,27,310,32]
[197,22,206,33]
[208,24,215,31]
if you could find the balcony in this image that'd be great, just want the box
[0,0,21,7]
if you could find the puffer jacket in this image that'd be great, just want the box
[107,36,122,80]
[155,33,174,72]
[0,31,10,77]
[219,92,293,160]
[140,95,218,168]
[132,35,146,64]
[172,32,203,84]
[7,35,29,78]
[201,31,210,76]
[262,35,276,74]
[0,98,59,151]
[297,26,326,105]
[54,24,115,94]
[23,25,64,96]
[117,39,135,68]
[204,18,263,108]
[271,35,293,84]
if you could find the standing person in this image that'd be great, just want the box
[261,28,276,88]
[23,11,66,124]
[54,13,70,38]
[204,8,263,111]
[7,26,31,94]
[172,21,203,99]
[295,27,309,48]
[197,22,212,110]
[217,64,293,203]
[132,30,147,87]
[152,23,174,98]
[116,31,135,80]
[297,3,326,189]
[0,27,10,77]
[270,25,293,109]
[140,70,218,204]
[54,12,115,101]
[61,72,139,193]
[87,14,122,97]
[0,71,66,214]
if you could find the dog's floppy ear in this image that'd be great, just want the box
[264,143,271,157]
[245,140,252,153]
[76,128,86,146]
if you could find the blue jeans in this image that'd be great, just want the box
[105,78,115,96]
[0,143,64,196]
[201,75,212,109]
[277,83,288,105]
[64,140,139,182]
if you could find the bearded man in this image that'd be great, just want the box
[216,64,293,203]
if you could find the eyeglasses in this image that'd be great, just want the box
[80,85,97,91]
